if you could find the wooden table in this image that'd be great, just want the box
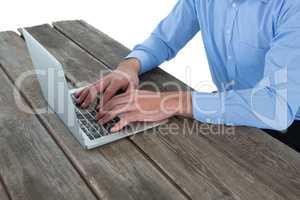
[0,20,299,200]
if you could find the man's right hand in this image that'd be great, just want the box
[75,58,140,109]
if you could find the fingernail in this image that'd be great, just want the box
[111,126,118,132]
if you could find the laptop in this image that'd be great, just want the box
[22,29,166,149]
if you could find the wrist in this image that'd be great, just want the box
[176,92,193,117]
[118,58,140,75]
[162,92,193,118]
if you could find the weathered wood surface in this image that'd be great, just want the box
[0,182,9,200]
[53,20,300,199]
[27,22,245,200]
[53,20,188,91]
[54,20,128,68]
[0,19,299,200]
[0,29,186,200]
[0,39,96,200]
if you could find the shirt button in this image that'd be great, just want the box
[228,56,232,60]
[226,29,231,35]
[232,3,237,8]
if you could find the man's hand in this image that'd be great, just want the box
[75,58,140,108]
[96,90,193,132]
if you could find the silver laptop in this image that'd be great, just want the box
[22,29,166,149]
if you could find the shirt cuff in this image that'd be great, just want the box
[126,50,157,75]
[192,91,224,124]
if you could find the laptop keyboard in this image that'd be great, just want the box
[71,94,120,140]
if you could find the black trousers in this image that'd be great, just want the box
[263,121,300,152]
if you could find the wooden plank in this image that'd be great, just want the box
[0,181,9,200]
[0,47,96,200]
[0,30,186,200]
[199,124,300,198]
[53,20,188,91]
[135,117,300,200]
[52,20,300,199]
[53,20,128,68]
[28,23,245,198]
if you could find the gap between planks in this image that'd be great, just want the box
[0,167,12,200]
[0,63,100,200]
[53,22,283,199]
[51,20,300,200]
[1,25,186,200]
[50,24,193,200]
[14,26,193,199]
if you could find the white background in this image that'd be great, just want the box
[0,0,215,92]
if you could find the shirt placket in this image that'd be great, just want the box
[224,1,239,86]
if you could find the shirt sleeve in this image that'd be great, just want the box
[126,0,200,74]
[192,5,300,131]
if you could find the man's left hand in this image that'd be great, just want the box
[96,90,193,132]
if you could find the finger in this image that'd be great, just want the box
[96,103,134,121]
[97,104,134,124]
[97,105,132,124]
[74,88,85,98]
[76,89,89,104]
[96,87,144,111]
[105,90,151,106]
[111,88,131,99]
[101,83,123,105]
[97,90,128,110]
[81,86,98,108]
[101,95,131,112]
[111,113,135,132]
[96,86,141,110]
[95,111,106,120]
[94,77,110,94]
[97,113,114,125]
[101,88,140,109]
[79,79,109,108]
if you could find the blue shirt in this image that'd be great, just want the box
[127,0,300,130]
